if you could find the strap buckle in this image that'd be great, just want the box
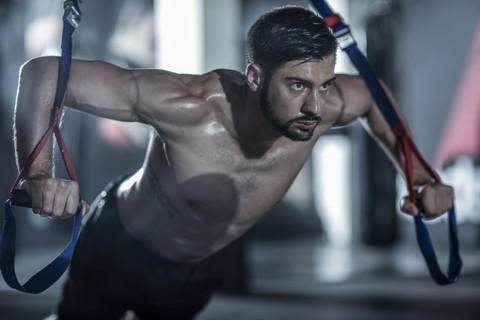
[333,26,356,50]
[63,0,82,29]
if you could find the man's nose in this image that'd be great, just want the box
[301,91,324,115]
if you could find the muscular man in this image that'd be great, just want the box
[14,6,453,320]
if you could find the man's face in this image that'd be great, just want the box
[260,55,336,141]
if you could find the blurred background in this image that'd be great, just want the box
[0,0,479,319]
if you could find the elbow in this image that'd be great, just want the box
[16,57,59,116]
[18,56,60,95]
[19,56,59,82]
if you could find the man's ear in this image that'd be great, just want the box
[245,63,262,92]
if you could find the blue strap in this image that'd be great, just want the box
[0,200,82,293]
[0,0,82,294]
[310,0,462,285]
[311,0,400,126]
[414,206,462,285]
[55,0,82,111]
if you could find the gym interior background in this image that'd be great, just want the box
[0,0,479,319]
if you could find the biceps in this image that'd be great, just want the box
[332,75,370,126]
[65,59,140,122]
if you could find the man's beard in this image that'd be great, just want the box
[260,85,320,142]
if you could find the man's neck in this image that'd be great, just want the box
[231,90,284,159]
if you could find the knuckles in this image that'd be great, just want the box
[420,183,454,217]
[22,178,81,218]
[400,183,454,220]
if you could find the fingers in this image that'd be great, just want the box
[80,200,90,217]
[400,196,418,216]
[20,177,89,219]
[400,182,454,220]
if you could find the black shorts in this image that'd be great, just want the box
[57,177,231,320]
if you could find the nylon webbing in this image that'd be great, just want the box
[0,0,83,294]
[310,0,462,285]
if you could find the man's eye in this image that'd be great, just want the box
[319,83,330,92]
[291,83,304,91]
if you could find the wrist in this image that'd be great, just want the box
[20,172,53,187]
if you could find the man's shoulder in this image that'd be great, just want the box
[188,69,245,94]
[181,69,246,108]
[139,68,245,129]
[134,67,243,94]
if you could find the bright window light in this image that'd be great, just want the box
[312,135,352,247]
[155,0,204,73]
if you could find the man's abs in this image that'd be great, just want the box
[115,130,311,263]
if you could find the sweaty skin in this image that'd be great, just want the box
[14,55,453,262]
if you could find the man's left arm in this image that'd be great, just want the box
[333,74,454,220]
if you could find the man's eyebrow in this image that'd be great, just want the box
[322,76,337,85]
[284,76,337,85]
[284,77,313,88]
[285,76,309,82]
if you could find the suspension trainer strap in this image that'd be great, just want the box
[0,0,83,294]
[310,0,462,285]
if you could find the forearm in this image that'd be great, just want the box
[14,57,60,178]
[360,82,433,186]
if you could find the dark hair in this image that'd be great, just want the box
[246,6,337,77]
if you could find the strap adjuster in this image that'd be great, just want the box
[63,0,82,29]
[333,26,356,50]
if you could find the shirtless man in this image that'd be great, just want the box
[14,6,453,320]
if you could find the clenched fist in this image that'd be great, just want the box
[20,177,90,219]
[400,182,454,220]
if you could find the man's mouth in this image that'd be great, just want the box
[297,120,319,131]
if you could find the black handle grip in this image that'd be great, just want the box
[10,189,33,208]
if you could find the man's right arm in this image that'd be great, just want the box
[14,56,152,218]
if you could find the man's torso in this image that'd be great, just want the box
[115,69,339,262]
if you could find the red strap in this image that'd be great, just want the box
[10,126,54,193]
[10,106,78,194]
[392,121,441,203]
[54,125,78,182]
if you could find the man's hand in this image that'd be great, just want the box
[20,177,90,218]
[400,182,454,220]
